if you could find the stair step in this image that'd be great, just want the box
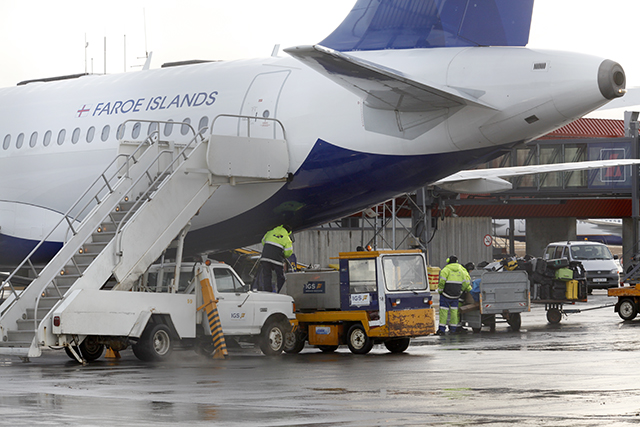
[42,286,70,298]
[73,253,98,264]
[81,242,108,253]
[117,201,136,212]
[16,318,39,331]
[36,297,60,310]
[26,307,52,319]
[63,262,92,274]
[54,276,80,288]
[91,230,116,243]
[7,329,36,342]
[0,341,33,349]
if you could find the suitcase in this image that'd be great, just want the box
[555,267,573,281]
[565,280,578,300]
[548,258,569,269]
[551,280,566,300]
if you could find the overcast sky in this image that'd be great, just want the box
[0,1,638,96]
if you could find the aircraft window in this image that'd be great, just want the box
[198,116,209,132]
[2,135,9,150]
[147,122,158,136]
[180,118,191,136]
[57,129,66,145]
[86,126,95,143]
[101,125,110,142]
[117,123,126,140]
[16,133,24,149]
[164,120,174,137]
[72,128,80,144]
[263,110,270,118]
[132,122,141,139]
[43,131,51,147]
[29,132,38,148]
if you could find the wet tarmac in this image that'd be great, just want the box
[1,291,639,426]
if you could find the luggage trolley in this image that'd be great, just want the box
[530,258,589,324]
[460,270,531,332]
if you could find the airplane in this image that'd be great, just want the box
[0,0,628,268]
[492,218,623,246]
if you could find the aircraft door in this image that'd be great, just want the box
[238,70,290,139]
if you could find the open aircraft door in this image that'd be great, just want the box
[208,70,291,181]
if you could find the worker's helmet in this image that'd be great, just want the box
[446,255,458,264]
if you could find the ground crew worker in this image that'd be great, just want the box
[257,224,293,293]
[437,255,471,335]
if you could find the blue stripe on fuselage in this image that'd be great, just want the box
[183,138,507,255]
[0,233,62,268]
[0,138,508,265]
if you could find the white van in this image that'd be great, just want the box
[543,241,620,291]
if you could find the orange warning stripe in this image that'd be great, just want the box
[199,277,228,358]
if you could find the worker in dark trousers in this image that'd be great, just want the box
[257,224,293,293]
[437,255,471,335]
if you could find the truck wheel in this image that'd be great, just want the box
[133,324,173,361]
[506,313,522,332]
[259,319,287,356]
[284,331,305,354]
[80,336,104,361]
[384,338,410,353]
[619,299,638,321]
[347,324,373,354]
[546,308,562,324]
[64,346,80,361]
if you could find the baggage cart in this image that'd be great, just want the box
[460,270,530,332]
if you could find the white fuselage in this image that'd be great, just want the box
[0,47,619,261]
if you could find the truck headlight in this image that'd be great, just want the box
[611,269,619,275]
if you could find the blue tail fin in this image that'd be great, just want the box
[320,0,535,52]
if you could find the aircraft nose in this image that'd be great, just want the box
[598,59,626,100]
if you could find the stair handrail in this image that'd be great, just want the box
[211,114,287,140]
[29,120,203,330]
[0,137,154,304]
[114,124,209,258]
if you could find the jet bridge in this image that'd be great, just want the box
[0,116,290,360]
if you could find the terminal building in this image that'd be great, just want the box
[292,114,640,270]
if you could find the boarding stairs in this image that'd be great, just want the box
[0,116,290,359]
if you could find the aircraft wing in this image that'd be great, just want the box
[284,45,495,112]
[433,159,640,194]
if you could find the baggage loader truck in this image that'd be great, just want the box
[49,259,296,362]
[282,250,436,354]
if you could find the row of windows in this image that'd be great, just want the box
[2,116,210,151]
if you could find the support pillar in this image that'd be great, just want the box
[525,218,576,258]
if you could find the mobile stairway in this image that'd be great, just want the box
[0,116,290,360]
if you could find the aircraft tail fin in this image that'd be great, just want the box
[321,0,535,52]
